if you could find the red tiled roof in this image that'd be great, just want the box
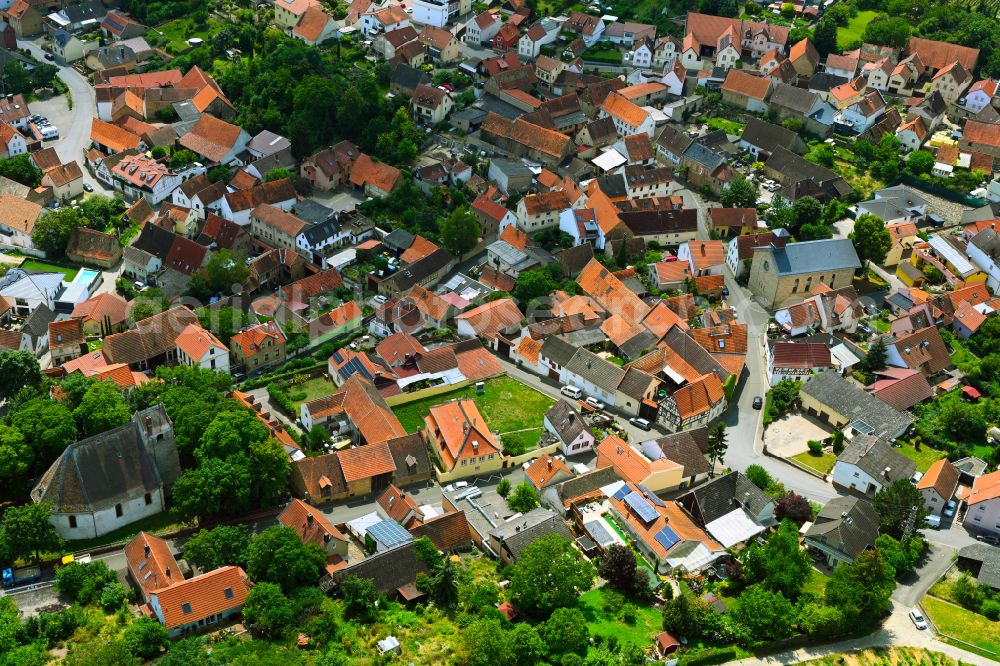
[455,298,524,338]
[915,457,959,500]
[179,114,244,163]
[408,509,474,552]
[721,70,771,100]
[150,566,250,630]
[124,532,180,600]
[278,498,347,547]
[337,441,396,482]
[673,373,725,420]
[164,235,208,276]
[91,118,141,152]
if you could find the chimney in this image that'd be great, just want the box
[547,458,553,470]
[144,544,151,558]
[307,512,314,525]
[883,466,891,479]
[323,533,331,544]
[165,567,171,579]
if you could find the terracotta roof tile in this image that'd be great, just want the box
[90,118,141,152]
[164,235,208,276]
[408,510,473,552]
[337,441,396,482]
[150,566,250,630]
[672,372,725,420]
[252,203,307,238]
[175,323,228,360]
[425,399,500,469]
[722,70,771,100]
[907,37,979,72]
[124,532,180,601]
[400,234,439,264]
[455,298,524,338]
[601,92,649,128]
[179,114,244,163]
[967,470,1000,506]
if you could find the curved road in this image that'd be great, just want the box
[16,37,102,189]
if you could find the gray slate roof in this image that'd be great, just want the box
[836,434,916,485]
[958,543,1000,589]
[760,238,861,276]
[22,304,56,341]
[565,347,627,392]
[539,334,580,367]
[769,82,819,114]
[801,370,914,439]
[805,495,880,559]
[488,507,573,561]
[740,117,803,154]
[545,399,594,444]
[646,428,712,477]
[677,471,774,526]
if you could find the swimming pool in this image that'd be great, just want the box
[72,268,100,286]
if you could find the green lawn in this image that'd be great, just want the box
[578,587,662,649]
[706,117,745,135]
[289,376,338,411]
[790,450,836,475]
[836,10,878,50]
[896,441,947,473]
[154,17,226,54]
[801,568,830,597]
[20,259,78,280]
[923,596,1000,655]
[392,377,556,441]
[64,509,188,554]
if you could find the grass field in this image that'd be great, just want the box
[578,587,662,649]
[897,441,947,473]
[802,647,974,665]
[706,117,746,135]
[837,10,878,51]
[289,375,338,411]
[922,596,1000,655]
[20,259,78,280]
[801,567,830,597]
[791,450,836,475]
[154,17,226,54]
[393,377,555,443]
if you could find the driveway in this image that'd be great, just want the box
[309,189,365,213]
[17,37,109,194]
[763,413,832,458]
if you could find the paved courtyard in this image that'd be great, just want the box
[763,413,833,458]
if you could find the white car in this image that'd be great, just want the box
[909,608,927,630]
[585,397,605,410]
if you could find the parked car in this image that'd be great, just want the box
[721,286,729,296]
[560,385,583,399]
[82,183,94,193]
[44,53,54,61]
[629,417,652,431]
[585,397,605,410]
[910,471,924,485]
[909,608,927,630]
[752,396,763,410]
[943,500,957,517]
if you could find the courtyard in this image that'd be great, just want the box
[763,413,833,458]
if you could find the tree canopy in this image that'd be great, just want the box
[0,350,42,401]
[720,175,757,209]
[873,479,928,540]
[246,526,326,592]
[850,214,893,266]
[508,534,596,616]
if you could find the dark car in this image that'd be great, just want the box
[722,286,730,297]
[44,53,55,61]
[752,396,763,410]
[82,183,94,193]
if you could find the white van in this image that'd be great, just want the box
[560,385,583,399]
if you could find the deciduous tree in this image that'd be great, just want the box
[720,175,757,209]
[825,549,895,629]
[1,502,61,562]
[775,492,812,525]
[0,350,42,401]
[540,607,590,657]
[850,213,893,267]
[509,534,596,616]
[873,479,927,540]
[507,482,540,513]
[731,585,795,641]
[439,206,480,257]
[246,526,326,592]
[660,594,707,640]
[599,543,645,595]
[181,525,251,571]
[123,618,167,659]
[31,207,83,257]
[242,582,295,638]
[74,381,131,437]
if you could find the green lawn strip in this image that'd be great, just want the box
[790,450,836,475]
[922,596,1000,655]
[20,259,78,280]
[836,10,878,50]
[578,587,662,649]
[63,509,188,554]
[499,428,543,452]
[392,377,555,436]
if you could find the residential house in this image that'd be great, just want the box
[765,341,833,385]
[455,298,523,340]
[6,0,44,37]
[764,146,853,202]
[720,70,772,113]
[299,141,361,193]
[525,455,574,492]
[71,293,129,336]
[250,203,307,251]
[516,190,571,232]
[518,19,560,60]
[707,208,758,238]
[931,62,972,103]
[964,79,998,114]
[678,239,725,277]
[917,458,959,517]
[419,26,461,63]
[804,495,880,567]
[965,470,1000,539]
[479,113,573,166]
[774,283,863,336]
[278,498,349,567]
[677,470,775,547]
[800,369,914,440]
[599,92,656,137]
[108,153,180,204]
[967,227,1000,291]
[175,324,229,374]
[465,11,500,45]
[123,532,180,604]
[293,6,338,45]
[896,116,929,152]
[220,179,298,226]
[471,195,515,239]
[738,118,806,160]
[349,154,402,198]
[424,399,503,479]
[492,22,520,52]
[487,507,573,565]
[410,84,454,124]
[48,318,86,366]
[102,307,200,372]
[881,325,951,377]
[41,161,84,202]
[543,399,596,456]
[178,114,250,166]
[595,435,683,493]
[832,434,916,496]
[230,321,286,374]
[147,566,251,638]
[30,405,179,540]
[0,194,41,250]
[607,481,724,574]
[171,174,226,220]
[961,120,1000,159]
[725,230,786,278]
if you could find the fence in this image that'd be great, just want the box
[896,174,989,208]
[385,379,475,407]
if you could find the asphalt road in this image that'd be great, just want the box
[17,37,107,193]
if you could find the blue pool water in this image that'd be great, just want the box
[73,268,100,285]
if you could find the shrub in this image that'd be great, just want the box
[981,599,1000,620]
[100,582,131,611]
[954,573,984,611]
[745,464,772,491]
[807,440,824,455]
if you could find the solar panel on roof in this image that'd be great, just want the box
[654,525,680,551]
[624,492,659,524]
[367,519,412,548]
[637,484,665,507]
[612,484,631,501]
